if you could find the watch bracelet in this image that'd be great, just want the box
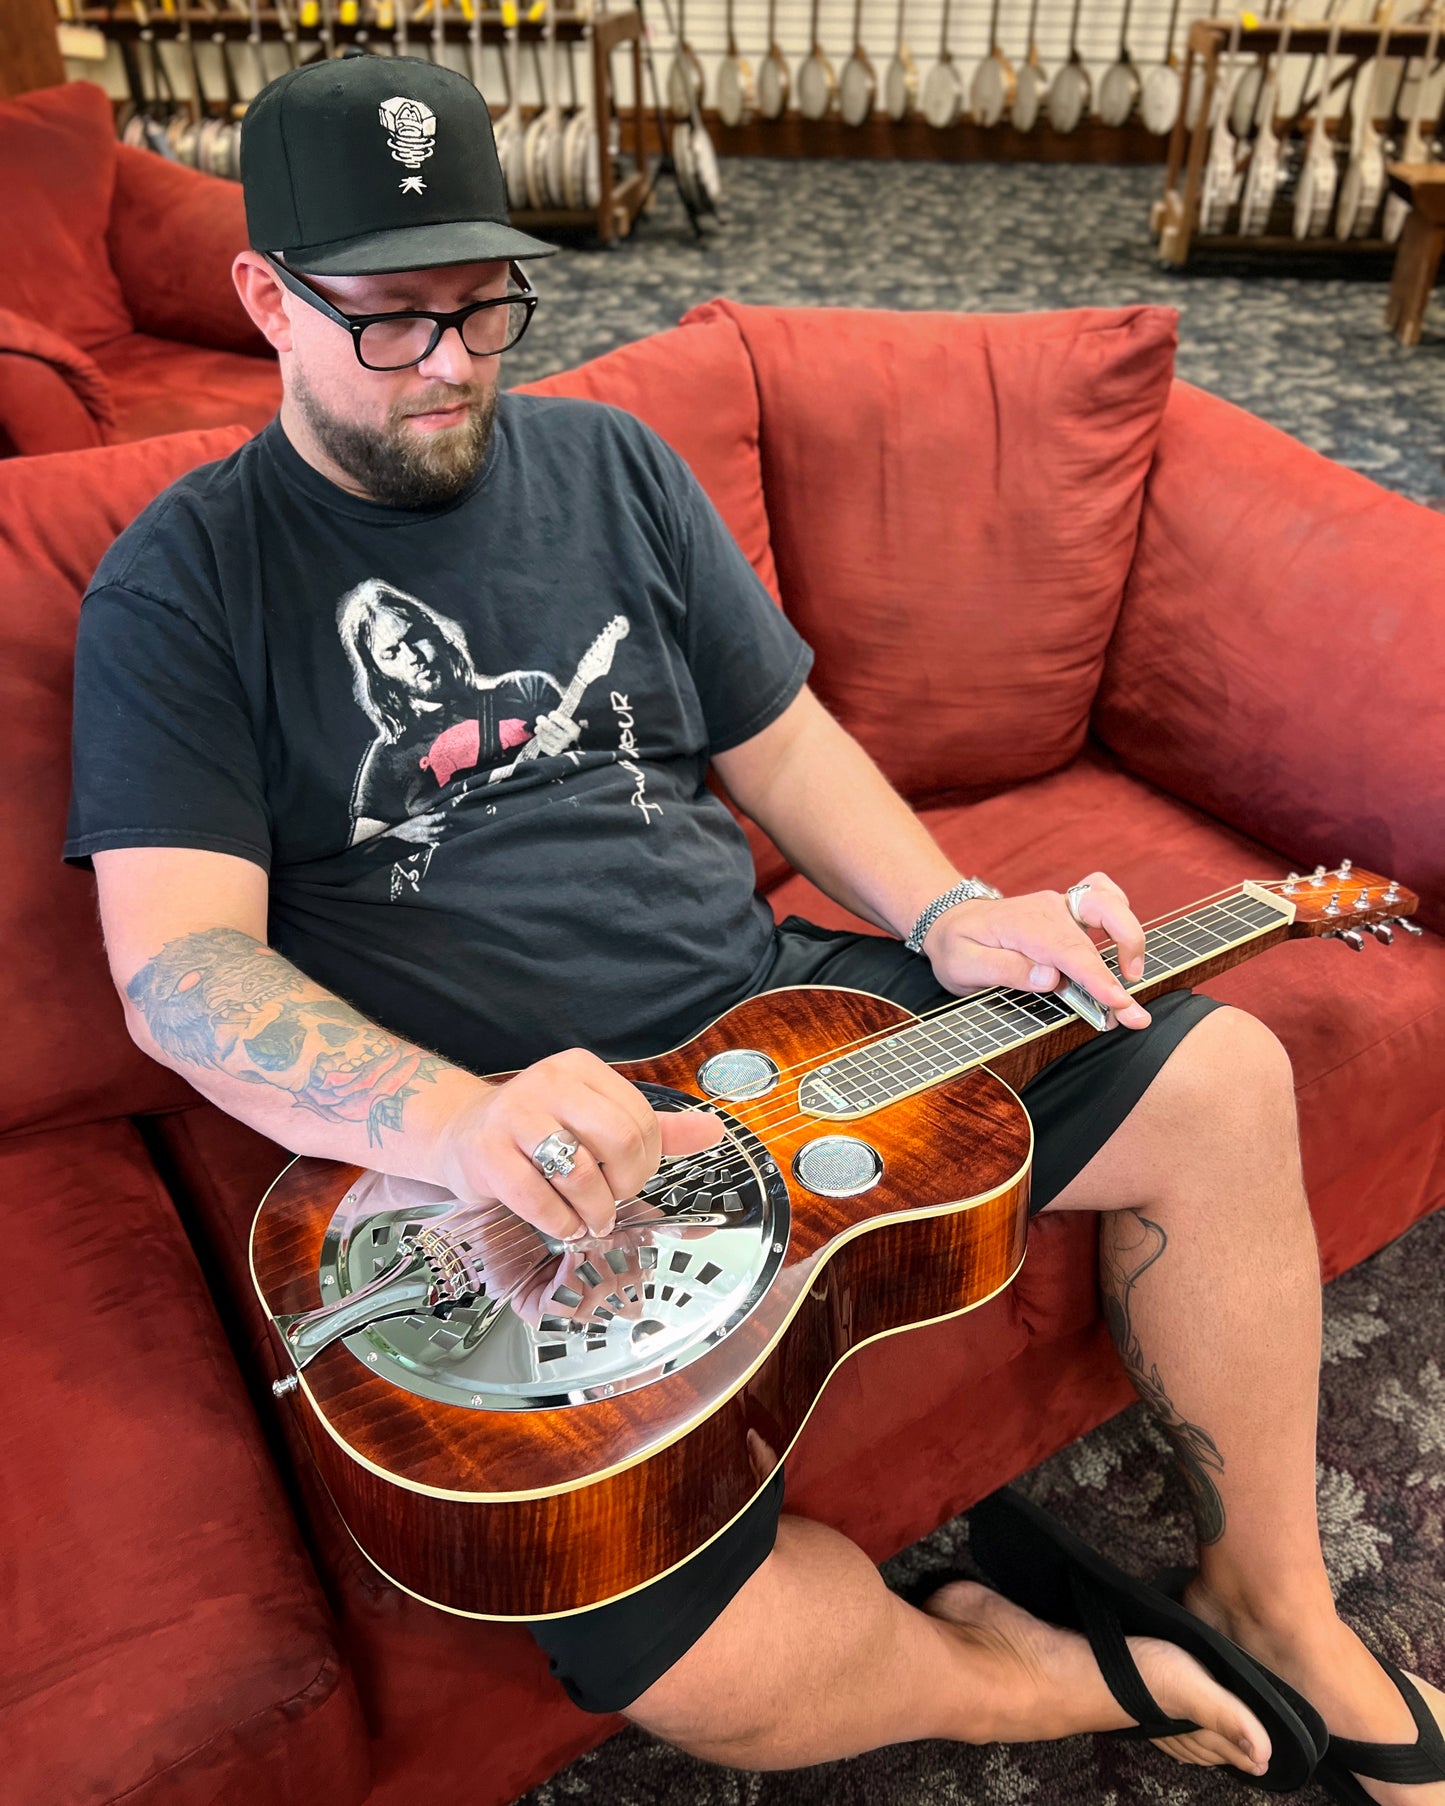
[904,877,1000,956]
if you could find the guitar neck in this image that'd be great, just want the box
[797,884,1299,1119]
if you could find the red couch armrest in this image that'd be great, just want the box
[0,307,115,455]
[1094,380,1445,933]
[107,146,270,356]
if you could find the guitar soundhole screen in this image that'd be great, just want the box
[313,1082,791,1412]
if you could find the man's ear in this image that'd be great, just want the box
[233,251,294,355]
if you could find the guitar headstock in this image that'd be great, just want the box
[1247,862,1422,949]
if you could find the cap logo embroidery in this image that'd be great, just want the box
[378,96,436,195]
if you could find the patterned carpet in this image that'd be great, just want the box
[502,157,1445,510]
[509,154,1443,1803]
[520,1205,1445,1806]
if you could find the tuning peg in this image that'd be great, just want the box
[1324,891,1342,915]
[1327,929,1366,951]
[1283,873,1300,893]
[1368,922,1394,945]
[1352,888,1371,911]
[1382,880,1401,905]
[1312,865,1328,882]
[1335,858,1354,878]
[1391,917,1424,937]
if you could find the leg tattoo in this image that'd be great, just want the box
[1101,1210,1227,1544]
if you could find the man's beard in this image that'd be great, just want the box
[292,369,498,509]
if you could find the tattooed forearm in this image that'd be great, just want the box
[1100,1209,1228,1544]
[125,927,446,1147]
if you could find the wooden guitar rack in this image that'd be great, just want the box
[1152,16,1442,266]
[81,4,654,244]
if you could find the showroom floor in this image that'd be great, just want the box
[509,153,1444,1806]
[503,156,1445,510]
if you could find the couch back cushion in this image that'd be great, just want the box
[685,299,1178,805]
[511,310,781,604]
[0,428,251,1135]
[0,82,133,353]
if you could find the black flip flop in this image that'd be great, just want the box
[966,1488,1325,1793]
[1312,1655,1445,1804]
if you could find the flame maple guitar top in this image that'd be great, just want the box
[252,985,1033,1617]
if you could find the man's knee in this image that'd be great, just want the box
[1158,1004,1300,1174]
[620,1548,782,1754]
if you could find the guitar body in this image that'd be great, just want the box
[250,866,1418,1621]
[252,985,1031,1618]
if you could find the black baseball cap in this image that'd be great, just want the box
[240,54,558,275]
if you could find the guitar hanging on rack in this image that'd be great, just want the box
[1200,10,1245,234]
[1293,9,1346,239]
[1047,0,1093,134]
[1010,0,1049,133]
[921,0,965,127]
[717,0,758,128]
[1097,0,1142,127]
[757,0,792,119]
[1335,0,1394,238]
[1238,10,1294,235]
[970,0,1016,127]
[883,0,919,120]
[254,865,1421,1619]
[840,0,879,126]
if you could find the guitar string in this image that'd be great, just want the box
[401,877,1319,1273]
[704,880,1289,1139]
[414,874,1345,1273]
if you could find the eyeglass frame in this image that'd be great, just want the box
[262,252,539,370]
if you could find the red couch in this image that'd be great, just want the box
[3,299,1442,1806]
[0,81,279,457]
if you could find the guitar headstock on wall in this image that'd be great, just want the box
[1248,863,1422,951]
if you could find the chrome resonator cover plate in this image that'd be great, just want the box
[315,1083,790,1411]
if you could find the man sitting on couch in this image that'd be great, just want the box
[64,52,1442,1806]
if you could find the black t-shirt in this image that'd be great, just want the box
[65,393,815,1074]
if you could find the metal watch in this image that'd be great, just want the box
[903,877,1004,956]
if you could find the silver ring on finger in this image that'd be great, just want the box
[1065,881,1092,926]
[530,1130,580,1180]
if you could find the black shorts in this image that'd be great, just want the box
[526,914,1224,1714]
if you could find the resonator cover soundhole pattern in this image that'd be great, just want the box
[792,1135,884,1198]
[314,1083,790,1411]
[696,1048,780,1100]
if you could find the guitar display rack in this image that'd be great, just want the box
[1152,16,1442,266]
[79,4,655,244]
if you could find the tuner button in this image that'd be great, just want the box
[1369,922,1394,945]
[1393,917,1424,937]
[1336,929,1365,951]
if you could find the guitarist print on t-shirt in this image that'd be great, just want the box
[337,580,632,883]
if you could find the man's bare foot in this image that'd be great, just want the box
[920,1578,1272,1777]
[1182,1576,1445,1806]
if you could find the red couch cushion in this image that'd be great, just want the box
[686,298,1178,805]
[0,427,251,1136]
[1095,378,1445,937]
[91,333,282,442]
[511,310,781,603]
[0,1118,370,1806]
[0,82,132,353]
[107,144,270,355]
[769,743,1445,1281]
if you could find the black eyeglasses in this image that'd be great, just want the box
[264,254,539,371]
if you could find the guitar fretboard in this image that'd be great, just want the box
[796,888,1292,1118]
